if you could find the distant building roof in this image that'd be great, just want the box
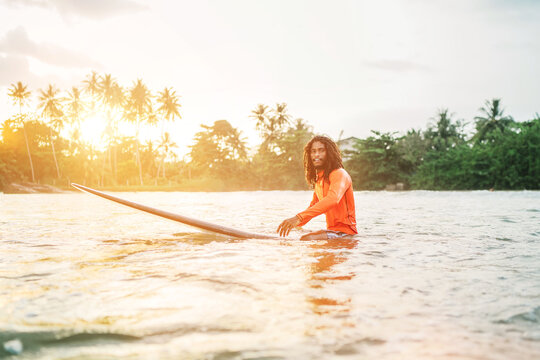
[337,136,359,151]
[337,136,359,159]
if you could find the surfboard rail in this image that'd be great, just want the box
[71,183,275,239]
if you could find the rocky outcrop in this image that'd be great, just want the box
[3,182,67,194]
[385,182,405,191]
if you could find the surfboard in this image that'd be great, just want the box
[71,183,275,239]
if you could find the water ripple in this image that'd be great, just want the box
[1,191,539,359]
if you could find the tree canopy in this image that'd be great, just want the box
[1,74,538,191]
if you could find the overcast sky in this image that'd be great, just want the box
[1,0,539,154]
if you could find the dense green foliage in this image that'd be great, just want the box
[346,107,539,190]
[346,131,406,190]
[411,119,540,190]
[1,75,538,192]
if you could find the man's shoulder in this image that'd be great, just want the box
[329,168,351,181]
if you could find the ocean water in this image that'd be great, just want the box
[0,190,539,359]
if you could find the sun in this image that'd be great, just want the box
[79,114,107,149]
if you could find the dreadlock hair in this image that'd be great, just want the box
[303,135,343,188]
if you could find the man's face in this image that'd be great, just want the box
[310,141,326,169]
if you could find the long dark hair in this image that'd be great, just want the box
[303,135,343,187]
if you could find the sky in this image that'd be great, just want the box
[0,0,539,156]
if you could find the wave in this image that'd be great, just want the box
[495,306,540,325]
[0,330,140,356]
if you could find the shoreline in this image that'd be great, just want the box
[1,182,536,194]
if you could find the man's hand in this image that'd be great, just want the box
[277,215,301,237]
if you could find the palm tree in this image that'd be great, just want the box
[426,109,465,151]
[156,131,178,180]
[250,103,290,151]
[124,79,152,185]
[109,82,125,182]
[7,82,35,182]
[250,103,269,134]
[65,86,86,151]
[156,87,181,178]
[271,103,291,130]
[37,84,64,179]
[99,74,125,182]
[156,87,181,135]
[82,71,101,111]
[99,74,125,118]
[473,99,514,143]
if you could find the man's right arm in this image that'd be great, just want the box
[276,191,318,237]
[296,169,351,225]
[296,191,318,226]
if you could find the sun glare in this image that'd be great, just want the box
[79,114,107,149]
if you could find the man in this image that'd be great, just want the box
[277,135,357,240]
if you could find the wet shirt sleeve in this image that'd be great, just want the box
[297,191,319,226]
[296,169,350,225]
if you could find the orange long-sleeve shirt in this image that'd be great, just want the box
[296,168,357,234]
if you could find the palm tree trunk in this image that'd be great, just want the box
[156,159,162,180]
[106,111,113,179]
[108,146,112,178]
[136,141,143,185]
[162,156,166,178]
[49,127,61,179]
[22,122,35,183]
[101,149,107,186]
[136,122,143,186]
[113,144,117,185]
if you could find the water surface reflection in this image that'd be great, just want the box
[1,191,539,359]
